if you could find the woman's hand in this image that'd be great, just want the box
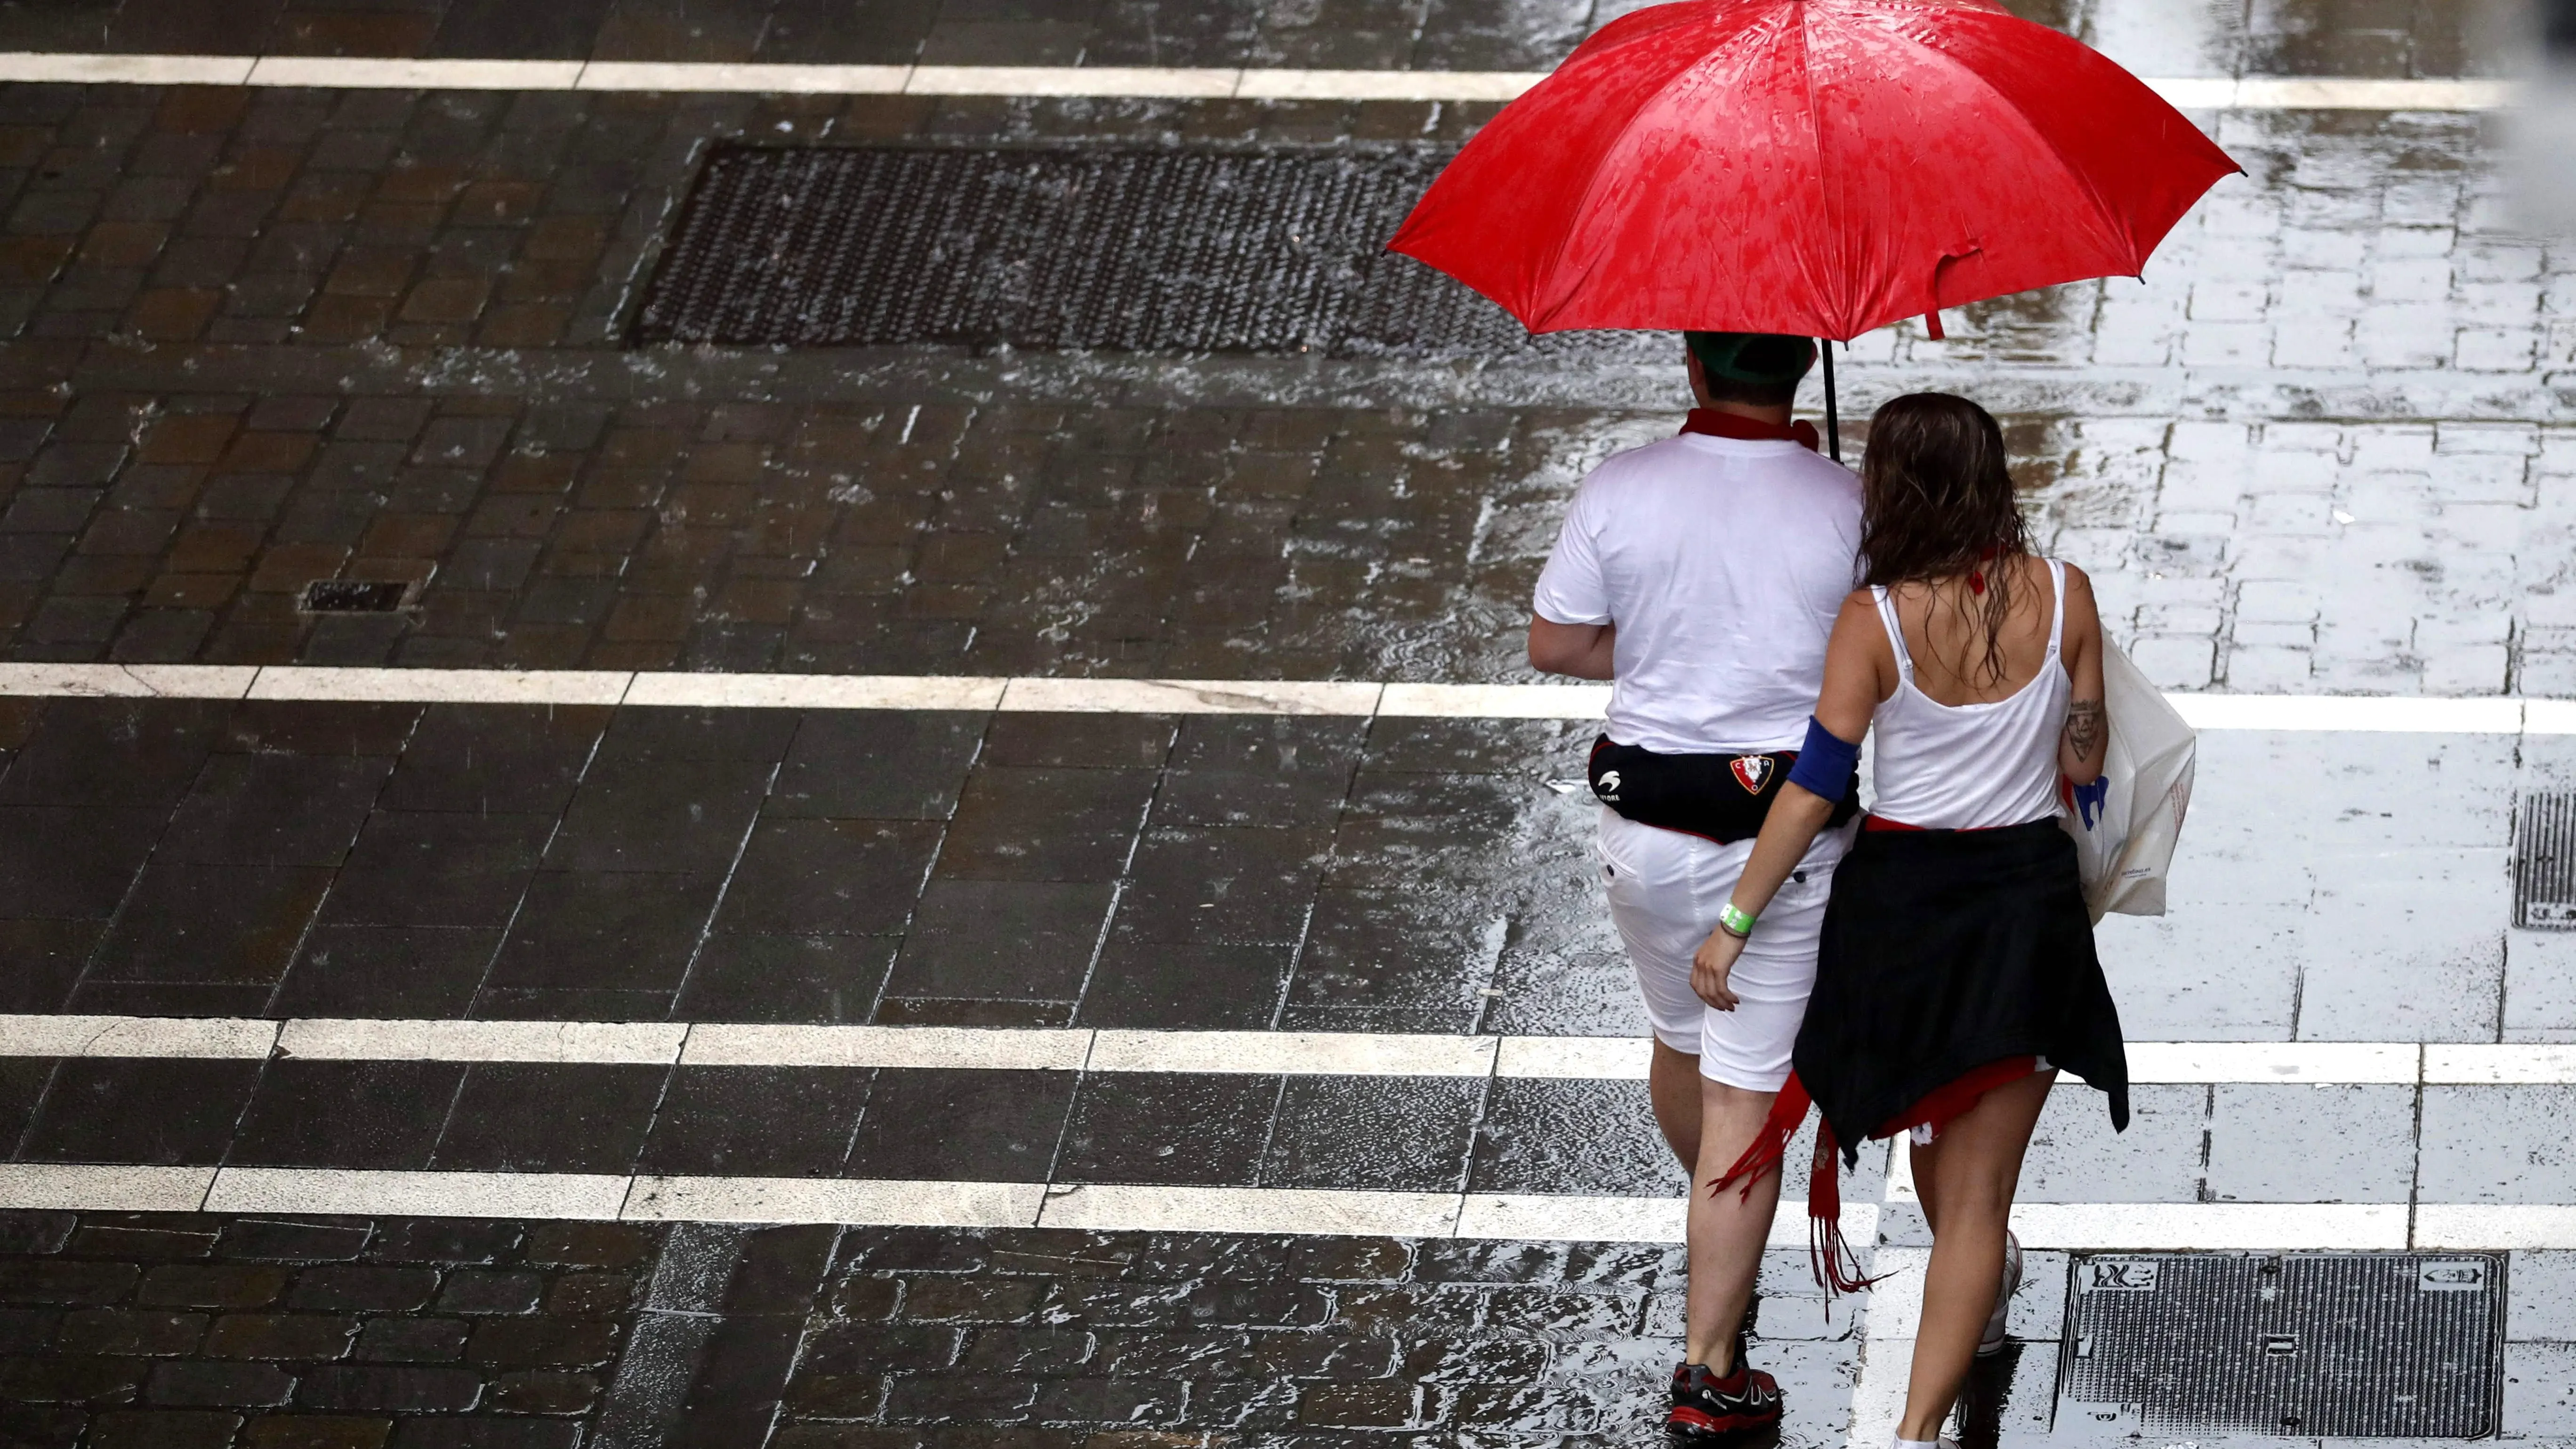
[1692,927,1746,1011]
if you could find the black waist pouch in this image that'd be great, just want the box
[1586,733,1861,844]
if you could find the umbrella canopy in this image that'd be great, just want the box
[1388,0,2239,341]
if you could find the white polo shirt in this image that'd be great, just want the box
[1533,431,1862,754]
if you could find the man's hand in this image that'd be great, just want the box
[1691,927,1746,1011]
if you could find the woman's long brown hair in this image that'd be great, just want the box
[1857,393,2032,687]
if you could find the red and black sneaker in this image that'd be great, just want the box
[1668,1357,1782,1444]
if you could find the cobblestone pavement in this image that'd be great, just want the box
[1,1213,2574,1446]
[0,84,2558,692]
[0,1213,1891,1449]
[0,693,2568,1444]
[0,0,2568,1443]
[0,0,2506,78]
[1,695,2568,1043]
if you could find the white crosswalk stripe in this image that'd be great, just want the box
[0,662,2568,734]
[0,52,2516,110]
[5,1015,2570,1084]
[0,1163,2561,1248]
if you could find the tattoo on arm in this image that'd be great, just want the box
[2064,699,2105,761]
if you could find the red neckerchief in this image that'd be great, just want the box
[1680,408,1820,451]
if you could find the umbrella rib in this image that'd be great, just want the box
[1902,36,2155,274]
[1794,1,1849,339]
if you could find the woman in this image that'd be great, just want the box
[1691,392,2128,1448]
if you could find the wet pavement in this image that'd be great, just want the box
[0,693,2568,1441]
[0,0,2510,78]
[0,0,2567,1443]
[0,86,2555,692]
[0,1213,1884,1449]
[0,693,2566,1044]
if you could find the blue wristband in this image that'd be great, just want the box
[1784,715,1860,800]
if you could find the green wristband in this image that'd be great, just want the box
[1717,903,1757,938]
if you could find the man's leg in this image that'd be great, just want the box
[1649,1038,1705,1170]
[1601,813,1715,1174]
[1682,1077,1783,1371]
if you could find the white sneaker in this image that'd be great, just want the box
[1976,1230,2021,1357]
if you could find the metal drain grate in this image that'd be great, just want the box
[2519,791,2576,928]
[631,145,1634,357]
[2058,1252,2504,1437]
[300,580,408,614]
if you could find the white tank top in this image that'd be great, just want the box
[1867,558,2070,830]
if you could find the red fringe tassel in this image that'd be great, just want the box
[1702,1073,1879,1300]
[1705,1058,2046,1299]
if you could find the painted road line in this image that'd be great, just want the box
[0,52,255,84]
[2426,1046,2576,1083]
[1038,1183,1462,1237]
[0,1014,275,1058]
[0,663,258,698]
[1493,1035,1656,1079]
[622,1175,1048,1228]
[2167,693,2527,733]
[0,1166,2515,1248]
[2124,1041,2420,1084]
[203,1167,630,1219]
[995,676,1385,715]
[621,671,1006,711]
[1231,67,1545,101]
[1454,1195,1879,1248]
[1085,1030,1497,1077]
[0,1016,2535,1086]
[2528,700,2576,734]
[0,662,2558,735]
[246,56,583,89]
[1376,681,1616,718]
[0,1163,217,1212]
[677,1023,1093,1071]
[2231,76,2512,109]
[276,1018,687,1064]
[0,53,2518,110]
[2415,1205,2576,1248]
[0,1016,2552,1086]
[246,665,632,706]
[576,61,914,93]
[2009,1202,2411,1250]
[1880,1191,2413,1250]
[906,63,1242,97]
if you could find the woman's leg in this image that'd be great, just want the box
[1894,1070,2056,1442]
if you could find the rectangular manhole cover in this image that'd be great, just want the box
[2518,791,2576,928]
[631,145,1635,357]
[2059,1252,2504,1437]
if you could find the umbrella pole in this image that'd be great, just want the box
[1820,338,1841,463]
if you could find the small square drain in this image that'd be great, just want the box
[300,580,408,614]
[2518,791,2576,928]
[2058,1252,2503,1437]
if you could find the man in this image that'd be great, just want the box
[1528,331,1861,1445]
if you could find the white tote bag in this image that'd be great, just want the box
[2059,638,2196,922]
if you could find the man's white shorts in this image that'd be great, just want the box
[1596,805,1850,1092]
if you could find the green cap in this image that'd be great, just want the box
[1684,331,1818,385]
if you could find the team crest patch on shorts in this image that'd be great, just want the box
[1730,756,1773,793]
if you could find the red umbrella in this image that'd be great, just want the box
[1390,0,2238,347]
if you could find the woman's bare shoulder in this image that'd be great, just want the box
[2057,561,2099,612]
